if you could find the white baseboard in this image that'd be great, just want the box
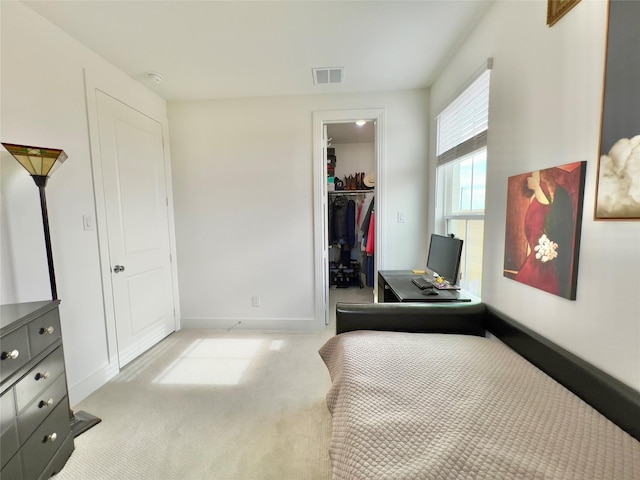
[68,361,119,407]
[181,317,322,332]
[117,326,173,367]
[68,327,172,406]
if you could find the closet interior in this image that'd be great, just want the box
[326,122,375,291]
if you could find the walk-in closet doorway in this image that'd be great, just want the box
[312,109,386,326]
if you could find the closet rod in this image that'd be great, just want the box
[328,190,374,196]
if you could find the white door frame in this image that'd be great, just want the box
[84,69,181,368]
[312,109,386,327]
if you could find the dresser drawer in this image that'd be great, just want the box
[22,399,71,480]
[1,301,73,478]
[15,348,65,412]
[1,388,19,468]
[1,326,30,382]
[18,374,67,444]
[28,309,61,356]
[1,449,23,479]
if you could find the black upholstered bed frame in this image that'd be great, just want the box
[335,301,640,442]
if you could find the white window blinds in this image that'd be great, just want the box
[436,67,491,165]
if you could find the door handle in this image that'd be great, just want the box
[113,265,126,273]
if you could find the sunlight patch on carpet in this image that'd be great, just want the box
[153,338,263,385]
[269,339,284,351]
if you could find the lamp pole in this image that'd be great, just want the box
[33,175,57,300]
[2,142,102,436]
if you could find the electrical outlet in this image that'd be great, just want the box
[251,296,261,307]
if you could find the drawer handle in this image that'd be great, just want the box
[39,398,54,408]
[35,371,50,381]
[1,349,19,360]
[39,326,55,335]
[44,432,58,443]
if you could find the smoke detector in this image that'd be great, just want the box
[312,67,345,85]
[146,71,164,84]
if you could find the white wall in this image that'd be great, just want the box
[333,143,375,180]
[168,90,429,329]
[0,2,169,405]
[429,0,640,390]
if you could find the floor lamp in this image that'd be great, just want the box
[2,142,101,437]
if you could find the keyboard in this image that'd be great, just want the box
[411,277,434,290]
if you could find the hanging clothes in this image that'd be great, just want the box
[360,197,375,253]
[360,197,375,238]
[329,195,357,266]
[361,197,375,287]
[367,255,375,288]
[330,195,349,245]
[358,193,374,234]
[346,199,356,248]
[366,211,375,255]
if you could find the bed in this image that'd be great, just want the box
[319,303,640,480]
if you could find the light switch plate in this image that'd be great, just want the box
[83,215,95,231]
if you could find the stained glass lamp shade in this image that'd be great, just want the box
[2,142,68,299]
[2,143,67,186]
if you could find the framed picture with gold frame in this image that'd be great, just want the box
[595,0,640,220]
[547,0,581,26]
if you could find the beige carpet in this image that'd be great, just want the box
[54,287,373,480]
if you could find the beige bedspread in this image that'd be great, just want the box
[319,331,640,480]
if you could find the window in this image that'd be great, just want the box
[435,65,491,297]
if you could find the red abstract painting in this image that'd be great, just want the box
[503,161,586,300]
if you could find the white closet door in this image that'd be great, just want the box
[96,90,176,367]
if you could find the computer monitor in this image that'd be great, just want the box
[426,234,463,286]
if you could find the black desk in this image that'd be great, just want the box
[378,270,473,303]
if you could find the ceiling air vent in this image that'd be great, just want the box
[312,67,345,85]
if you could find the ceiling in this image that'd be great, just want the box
[328,121,374,144]
[23,0,492,103]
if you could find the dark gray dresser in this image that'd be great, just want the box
[1,300,74,479]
